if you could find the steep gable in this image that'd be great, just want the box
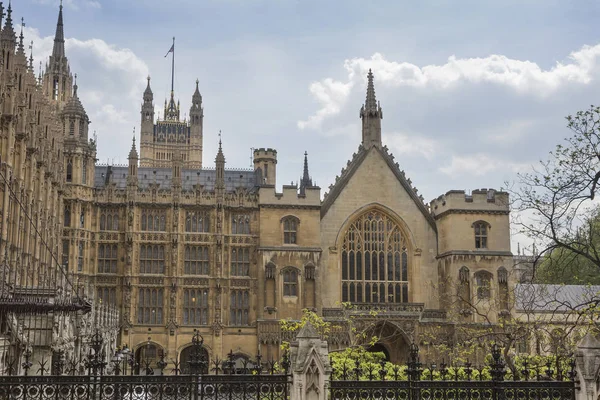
[321,144,436,231]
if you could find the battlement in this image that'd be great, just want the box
[259,184,321,207]
[430,188,509,216]
[253,148,278,160]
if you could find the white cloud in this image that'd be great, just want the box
[24,25,149,163]
[439,154,531,177]
[300,45,600,129]
[386,132,439,160]
[482,119,537,144]
[297,78,353,130]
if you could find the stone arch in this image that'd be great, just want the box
[134,341,165,375]
[364,320,412,364]
[179,344,210,374]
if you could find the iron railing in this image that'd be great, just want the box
[0,331,292,400]
[329,344,578,400]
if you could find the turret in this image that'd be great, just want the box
[253,148,277,186]
[140,76,154,140]
[189,79,204,167]
[128,134,139,183]
[360,69,383,149]
[215,136,225,196]
[62,75,90,141]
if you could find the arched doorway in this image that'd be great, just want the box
[367,343,390,362]
[135,343,164,375]
[365,321,410,364]
[179,345,209,374]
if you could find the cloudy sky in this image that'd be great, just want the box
[18,0,600,252]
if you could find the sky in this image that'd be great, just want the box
[17,0,600,254]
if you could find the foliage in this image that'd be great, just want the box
[512,106,600,280]
[535,208,600,284]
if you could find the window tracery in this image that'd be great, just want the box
[341,210,409,304]
[183,288,209,325]
[283,268,298,296]
[473,221,489,249]
[99,209,119,231]
[282,216,298,244]
[139,244,165,274]
[185,211,210,233]
[184,246,209,275]
[138,288,164,324]
[475,270,493,300]
[141,209,166,232]
[232,214,250,235]
[98,244,118,274]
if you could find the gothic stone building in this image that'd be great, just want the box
[1,3,514,373]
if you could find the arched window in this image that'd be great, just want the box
[282,216,298,244]
[183,288,209,325]
[283,268,298,297]
[341,210,409,304]
[458,266,471,303]
[475,270,493,300]
[64,205,71,227]
[498,267,509,310]
[473,221,490,249]
[66,160,73,182]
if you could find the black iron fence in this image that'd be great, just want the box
[0,374,291,400]
[329,344,578,400]
[0,331,292,400]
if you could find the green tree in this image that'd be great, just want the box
[512,106,600,284]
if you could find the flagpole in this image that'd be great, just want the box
[171,37,175,94]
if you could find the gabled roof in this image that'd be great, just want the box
[321,143,436,231]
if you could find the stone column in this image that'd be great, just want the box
[289,322,331,400]
[575,333,600,400]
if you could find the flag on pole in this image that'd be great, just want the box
[164,43,174,58]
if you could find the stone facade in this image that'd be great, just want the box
[1,4,515,373]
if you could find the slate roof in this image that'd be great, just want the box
[94,165,258,192]
[515,283,600,312]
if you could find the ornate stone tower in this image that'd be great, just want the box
[189,79,203,167]
[360,69,383,149]
[139,77,154,166]
[253,148,277,186]
[139,80,203,169]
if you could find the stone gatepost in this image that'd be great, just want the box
[575,333,600,400]
[289,322,332,400]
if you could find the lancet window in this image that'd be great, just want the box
[184,246,209,275]
[231,248,250,276]
[341,210,409,304]
[141,209,166,232]
[232,214,251,234]
[98,244,118,274]
[99,209,119,231]
[185,211,210,233]
[230,290,249,326]
[183,289,209,325]
[140,244,165,274]
[138,288,164,324]
[283,268,298,296]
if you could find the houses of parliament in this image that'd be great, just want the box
[0,2,516,374]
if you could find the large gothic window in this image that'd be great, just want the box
[341,210,409,304]
[183,288,209,325]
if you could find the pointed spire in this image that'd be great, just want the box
[73,73,78,97]
[299,151,313,195]
[216,131,224,162]
[365,69,377,112]
[360,69,383,148]
[17,17,24,54]
[1,1,16,42]
[143,75,153,101]
[29,41,34,71]
[52,0,65,59]
[129,129,138,159]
